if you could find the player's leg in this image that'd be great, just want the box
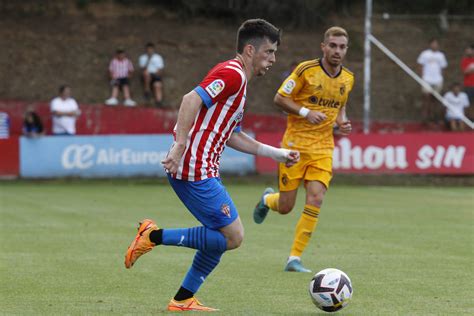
[168,216,243,312]
[253,160,303,223]
[286,157,332,273]
[168,179,240,311]
[286,180,326,273]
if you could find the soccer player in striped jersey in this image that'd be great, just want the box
[124,19,299,311]
[253,26,354,273]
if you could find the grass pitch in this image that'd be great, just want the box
[1,181,473,315]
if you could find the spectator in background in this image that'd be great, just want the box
[139,42,165,107]
[23,109,44,137]
[444,82,470,131]
[51,85,81,135]
[461,44,474,104]
[417,38,448,126]
[105,48,137,107]
[281,61,298,81]
[0,112,9,139]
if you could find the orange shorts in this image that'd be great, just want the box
[279,152,332,191]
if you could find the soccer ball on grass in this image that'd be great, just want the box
[309,268,353,312]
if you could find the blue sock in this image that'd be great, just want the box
[181,250,223,293]
[162,226,227,253]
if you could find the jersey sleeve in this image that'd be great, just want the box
[277,72,304,98]
[194,67,243,108]
[462,93,470,107]
[440,53,448,68]
[50,98,58,112]
[138,55,146,68]
[417,51,426,65]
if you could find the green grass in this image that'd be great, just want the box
[1,181,473,315]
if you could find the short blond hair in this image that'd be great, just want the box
[324,26,349,42]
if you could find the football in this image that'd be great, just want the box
[309,268,353,312]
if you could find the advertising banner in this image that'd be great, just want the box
[20,135,255,178]
[256,132,474,174]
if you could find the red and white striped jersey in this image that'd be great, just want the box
[109,57,134,79]
[171,59,247,181]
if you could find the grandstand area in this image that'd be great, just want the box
[0,1,473,315]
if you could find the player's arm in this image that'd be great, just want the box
[335,105,352,136]
[52,110,79,117]
[274,93,327,124]
[227,131,299,167]
[161,90,202,173]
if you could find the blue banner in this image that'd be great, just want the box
[20,135,255,178]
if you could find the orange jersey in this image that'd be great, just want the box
[277,59,354,154]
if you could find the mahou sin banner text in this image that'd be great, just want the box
[256,132,474,174]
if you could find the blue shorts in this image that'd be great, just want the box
[167,175,238,230]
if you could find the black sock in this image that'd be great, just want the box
[149,229,163,245]
[174,286,194,301]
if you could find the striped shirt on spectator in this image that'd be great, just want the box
[109,58,134,79]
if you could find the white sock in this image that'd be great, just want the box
[263,194,269,205]
[288,256,301,263]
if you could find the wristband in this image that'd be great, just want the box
[257,144,290,162]
[298,107,310,117]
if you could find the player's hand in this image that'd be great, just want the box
[337,120,352,136]
[161,143,185,174]
[306,111,327,124]
[285,150,300,167]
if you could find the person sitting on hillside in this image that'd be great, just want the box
[23,109,44,137]
[139,42,165,107]
[105,48,137,107]
[444,82,470,131]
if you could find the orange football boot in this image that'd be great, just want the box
[167,297,219,312]
[124,219,158,269]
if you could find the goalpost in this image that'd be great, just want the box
[363,0,474,134]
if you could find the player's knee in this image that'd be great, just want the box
[226,231,244,250]
[307,194,324,208]
[278,201,294,214]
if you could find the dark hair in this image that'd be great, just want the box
[116,48,125,54]
[429,38,438,44]
[23,111,44,133]
[451,82,461,88]
[146,42,155,48]
[58,85,70,94]
[236,19,281,53]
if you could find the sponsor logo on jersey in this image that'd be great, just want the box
[205,79,225,98]
[282,79,296,94]
[307,96,341,108]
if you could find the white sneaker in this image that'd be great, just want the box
[105,98,118,106]
[124,99,137,107]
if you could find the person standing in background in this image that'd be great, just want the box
[50,85,80,135]
[461,45,474,106]
[417,38,448,126]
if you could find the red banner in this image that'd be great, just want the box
[0,137,19,177]
[256,132,474,174]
